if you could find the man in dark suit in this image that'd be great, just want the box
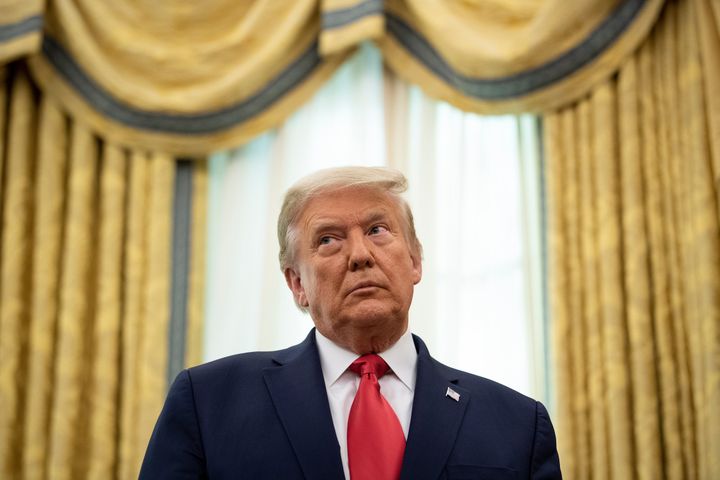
[140,166,562,479]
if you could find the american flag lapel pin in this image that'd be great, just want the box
[446,387,460,402]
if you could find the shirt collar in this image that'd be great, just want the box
[315,328,417,392]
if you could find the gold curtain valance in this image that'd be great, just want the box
[379,0,665,113]
[18,0,355,155]
[0,0,665,154]
[0,0,43,64]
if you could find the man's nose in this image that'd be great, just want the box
[347,233,375,270]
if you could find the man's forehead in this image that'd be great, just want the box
[300,189,399,227]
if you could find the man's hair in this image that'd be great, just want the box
[277,166,423,271]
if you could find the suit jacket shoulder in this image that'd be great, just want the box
[140,331,344,479]
[403,335,562,480]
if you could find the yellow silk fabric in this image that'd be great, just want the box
[544,0,720,478]
[0,0,43,64]
[185,162,208,369]
[320,0,385,55]
[378,0,665,114]
[2,0,667,153]
[23,0,351,155]
[0,64,209,480]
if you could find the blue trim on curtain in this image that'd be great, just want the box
[0,15,43,43]
[168,159,193,384]
[323,0,384,30]
[40,35,322,134]
[386,0,646,99]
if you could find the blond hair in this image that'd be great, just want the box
[277,166,422,270]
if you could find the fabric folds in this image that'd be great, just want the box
[379,0,665,114]
[545,0,720,477]
[3,0,668,154]
[185,163,208,369]
[0,0,43,64]
[24,0,353,155]
[0,65,208,479]
[320,0,385,55]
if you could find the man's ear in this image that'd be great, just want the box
[284,267,308,307]
[410,252,422,285]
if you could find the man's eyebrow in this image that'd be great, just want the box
[361,210,391,225]
[307,210,391,234]
[307,219,343,235]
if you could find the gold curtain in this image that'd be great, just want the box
[377,0,665,113]
[0,64,207,479]
[544,0,720,478]
[0,0,43,64]
[23,0,353,155]
[1,0,669,154]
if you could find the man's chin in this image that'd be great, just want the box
[339,304,409,337]
[343,300,398,321]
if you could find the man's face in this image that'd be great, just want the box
[284,187,422,354]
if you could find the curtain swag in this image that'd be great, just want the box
[0,0,664,155]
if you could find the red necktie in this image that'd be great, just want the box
[347,354,406,480]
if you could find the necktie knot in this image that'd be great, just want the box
[349,354,390,378]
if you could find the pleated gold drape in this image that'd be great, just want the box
[544,0,720,478]
[0,0,667,154]
[378,0,665,114]
[19,0,353,155]
[0,64,205,479]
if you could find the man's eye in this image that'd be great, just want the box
[319,236,333,245]
[369,226,388,235]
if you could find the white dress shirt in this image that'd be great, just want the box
[315,329,418,480]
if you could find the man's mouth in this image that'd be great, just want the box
[348,281,381,295]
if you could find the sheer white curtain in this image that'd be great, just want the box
[204,43,547,401]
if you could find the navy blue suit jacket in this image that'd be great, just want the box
[140,330,562,479]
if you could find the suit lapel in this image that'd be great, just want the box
[400,336,470,480]
[263,331,345,480]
